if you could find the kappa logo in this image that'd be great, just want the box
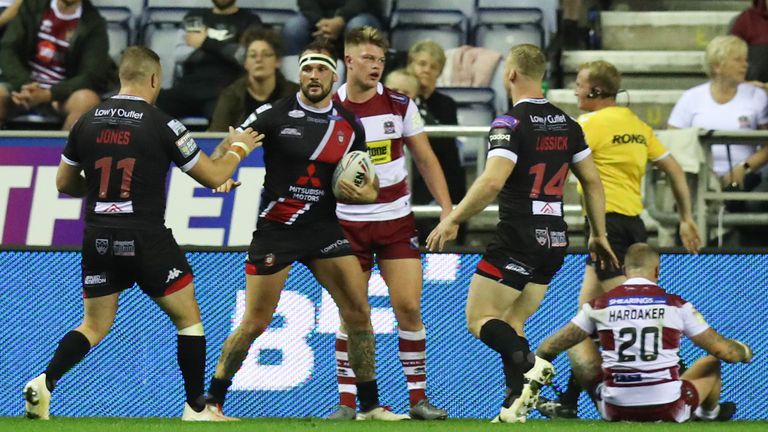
[535,228,549,246]
[166,268,182,283]
[410,236,419,250]
[384,120,395,134]
[264,253,275,267]
[95,238,109,255]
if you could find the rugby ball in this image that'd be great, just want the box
[332,150,374,197]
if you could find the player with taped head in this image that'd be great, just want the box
[536,243,752,422]
[22,45,263,421]
[537,60,701,418]
[427,43,618,423]
[326,26,453,421]
[203,38,392,420]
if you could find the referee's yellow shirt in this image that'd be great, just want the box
[576,106,669,216]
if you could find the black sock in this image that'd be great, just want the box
[479,320,535,406]
[207,377,232,406]
[560,373,582,406]
[357,380,379,412]
[178,335,206,411]
[44,330,91,392]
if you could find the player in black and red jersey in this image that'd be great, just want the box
[203,39,393,420]
[427,44,618,423]
[22,46,262,421]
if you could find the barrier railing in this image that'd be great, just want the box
[4,128,766,246]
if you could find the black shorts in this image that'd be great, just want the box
[81,226,193,298]
[476,218,569,290]
[246,220,354,275]
[585,213,647,280]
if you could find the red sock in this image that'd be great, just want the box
[399,328,427,406]
[335,331,357,408]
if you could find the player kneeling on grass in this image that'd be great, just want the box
[535,243,753,422]
[22,46,263,422]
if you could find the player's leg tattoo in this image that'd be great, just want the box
[216,327,257,379]
[347,329,376,382]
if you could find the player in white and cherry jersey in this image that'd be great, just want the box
[537,243,753,423]
[328,26,453,421]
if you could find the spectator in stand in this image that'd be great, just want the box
[281,0,382,56]
[731,0,768,82]
[209,26,298,131]
[406,40,466,244]
[668,35,768,246]
[157,0,260,122]
[0,0,115,130]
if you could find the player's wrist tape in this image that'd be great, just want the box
[735,340,753,362]
[226,150,242,162]
[229,141,251,160]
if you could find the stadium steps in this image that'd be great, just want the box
[602,11,739,51]
[561,50,706,90]
[611,0,750,12]
[546,89,685,131]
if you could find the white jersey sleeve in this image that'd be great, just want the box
[403,98,425,137]
[680,302,710,338]
[571,304,596,334]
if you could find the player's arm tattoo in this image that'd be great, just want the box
[347,329,376,382]
[210,136,232,160]
[690,328,751,363]
[537,323,590,361]
[215,326,257,379]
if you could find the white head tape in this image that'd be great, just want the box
[298,53,337,74]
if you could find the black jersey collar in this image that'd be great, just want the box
[513,97,548,106]
[112,94,148,103]
[296,93,333,114]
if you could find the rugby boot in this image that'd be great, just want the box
[356,406,410,420]
[23,374,51,420]
[409,398,448,420]
[327,405,356,420]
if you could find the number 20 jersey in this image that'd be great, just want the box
[488,98,590,222]
[62,95,201,228]
[572,278,711,406]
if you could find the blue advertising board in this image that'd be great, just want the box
[0,252,764,419]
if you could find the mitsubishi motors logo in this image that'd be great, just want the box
[296,163,321,187]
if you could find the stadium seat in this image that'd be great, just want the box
[97,6,133,62]
[474,4,545,54]
[437,87,496,164]
[93,0,145,19]
[139,8,189,89]
[389,1,470,52]
[476,0,558,46]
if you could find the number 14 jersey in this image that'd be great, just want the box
[488,98,590,222]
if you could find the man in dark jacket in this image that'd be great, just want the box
[281,0,382,55]
[0,0,115,130]
[156,0,260,121]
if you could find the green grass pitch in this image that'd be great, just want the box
[1,418,767,432]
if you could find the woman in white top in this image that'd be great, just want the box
[668,35,768,188]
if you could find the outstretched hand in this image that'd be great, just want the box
[679,220,700,254]
[212,178,241,193]
[426,218,459,252]
[588,235,619,271]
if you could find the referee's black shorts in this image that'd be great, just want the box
[584,213,647,280]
